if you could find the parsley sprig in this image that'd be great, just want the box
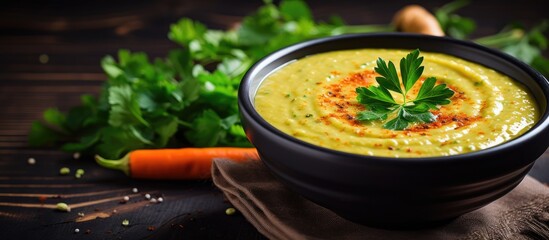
[355,49,454,130]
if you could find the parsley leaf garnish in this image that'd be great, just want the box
[355,49,454,130]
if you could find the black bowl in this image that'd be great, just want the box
[238,33,549,228]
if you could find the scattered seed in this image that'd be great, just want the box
[75,169,84,179]
[150,198,157,203]
[123,196,129,201]
[112,209,118,214]
[39,54,49,64]
[27,157,36,165]
[59,167,70,175]
[132,188,138,193]
[73,152,81,159]
[225,207,236,215]
[147,226,156,231]
[74,228,80,233]
[77,212,85,217]
[157,197,163,203]
[122,219,129,227]
[145,194,151,199]
[38,195,48,203]
[56,202,71,212]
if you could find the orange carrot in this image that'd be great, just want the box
[95,147,259,180]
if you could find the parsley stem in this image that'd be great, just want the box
[177,120,193,128]
[474,29,524,48]
[95,154,130,176]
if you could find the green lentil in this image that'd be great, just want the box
[225,207,236,215]
[75,168,84,179]
[56,202,71,212]
[59,167,70,175]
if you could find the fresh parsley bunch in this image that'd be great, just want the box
[356,49,454,130]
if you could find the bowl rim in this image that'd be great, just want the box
[238,33,549,163]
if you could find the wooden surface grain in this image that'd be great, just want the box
[0,0,548,239]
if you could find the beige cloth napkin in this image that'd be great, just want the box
[212,159,549,240]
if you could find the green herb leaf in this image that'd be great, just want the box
[236,2,280,46]
[152,117,179,147]
[356,109,390,121]
[95,126,147,159]
[414,77,454,108]
[383,109,410,130]
[61,132,101,152]
[279,0,313,21]
[168,18,208,47]
[435,0,476,39]
[356,86,397,106]
[400,49,424,93]
[356,50,454,130]
[43,108,67,131]
[108,86,149,127]
[402,106,437,123]
[374,58,401,93]
[101,56,123,78]
[168,49,193,80]
[185,109,225,147]
[503,38,540,64]
[65,105,96,132]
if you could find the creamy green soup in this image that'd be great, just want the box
[254,49,540,157]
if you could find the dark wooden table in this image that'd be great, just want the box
[1,1,548,239]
